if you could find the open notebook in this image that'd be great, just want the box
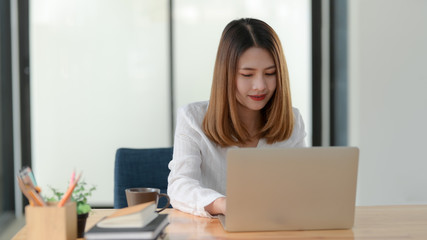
[219,147,359,232]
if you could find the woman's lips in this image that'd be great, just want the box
[249,94,266,101]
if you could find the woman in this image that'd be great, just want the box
[167,18,306,217]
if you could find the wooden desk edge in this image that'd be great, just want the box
[11,205,427,240]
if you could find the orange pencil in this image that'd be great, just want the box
[28,189,47,206]
[57,172,81,207]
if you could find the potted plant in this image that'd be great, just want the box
[47,181,96,238]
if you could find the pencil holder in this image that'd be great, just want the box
[25,201,77,240]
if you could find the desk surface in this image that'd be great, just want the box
[12,205,427,240]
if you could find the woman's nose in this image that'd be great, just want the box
[252,74,267,91]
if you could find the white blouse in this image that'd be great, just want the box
[167,101,307,217]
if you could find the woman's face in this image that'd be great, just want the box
[235,47,277,113]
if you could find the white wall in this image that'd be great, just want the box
[349,0,427,205]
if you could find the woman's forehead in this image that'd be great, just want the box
[237,47,275,69]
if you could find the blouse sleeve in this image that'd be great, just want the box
[167,106,224,217]
[293,108,308,147]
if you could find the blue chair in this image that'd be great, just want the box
[114,147,173,209]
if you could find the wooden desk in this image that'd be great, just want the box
[12,205,427,240]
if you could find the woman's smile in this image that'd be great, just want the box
[249,94,267,101]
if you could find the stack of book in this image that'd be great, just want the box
[85,202,169,240]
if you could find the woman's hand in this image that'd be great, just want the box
[204,197,226,215]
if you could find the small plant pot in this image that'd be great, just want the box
[77,212,89,238]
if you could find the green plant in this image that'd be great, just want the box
[47,181,97,215]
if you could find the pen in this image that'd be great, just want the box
[57,172,81,207]
[21,173,41,193]
[19,166,37,185]
[69,170,75,188]
[17,175,46,206]
[19,166,41,193]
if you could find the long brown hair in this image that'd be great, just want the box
[203,18,294,147]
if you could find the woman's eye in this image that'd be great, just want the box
[265,72,276,76]
[241,74,252,77]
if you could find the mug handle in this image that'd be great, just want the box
[156,193,171,213]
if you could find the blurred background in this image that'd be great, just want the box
[1,0,426,238]
[29,0,312,207]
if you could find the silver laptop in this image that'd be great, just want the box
[219,147,359,232]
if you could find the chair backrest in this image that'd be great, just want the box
[114,147,173,209]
